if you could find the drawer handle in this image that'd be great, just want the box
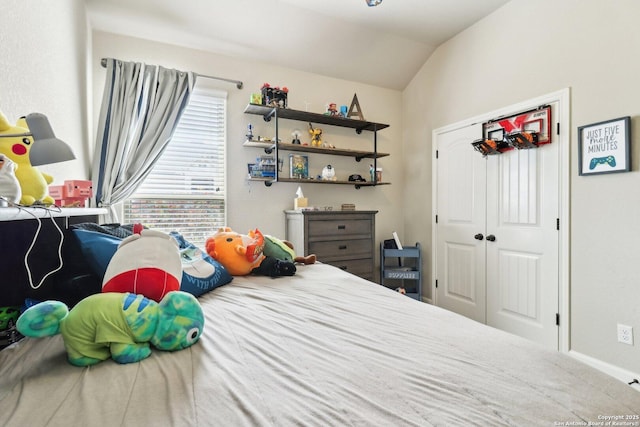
[337,225,346,230]
[338,245,347,250]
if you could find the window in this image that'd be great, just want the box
[123,81,226,248]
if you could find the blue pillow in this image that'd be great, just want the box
[71,229,121,280]
[170,232,233,297]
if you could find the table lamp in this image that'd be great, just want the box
[25,113,76,166]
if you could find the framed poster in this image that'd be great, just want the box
[289,154,308,179]
[578,116,631,175]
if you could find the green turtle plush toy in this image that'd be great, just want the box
[263,235,316,265]
[17,291,204,367]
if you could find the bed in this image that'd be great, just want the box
[1,263,639,426]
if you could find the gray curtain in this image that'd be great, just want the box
[91,59,194,221]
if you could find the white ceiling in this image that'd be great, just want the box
[85,0,510,90]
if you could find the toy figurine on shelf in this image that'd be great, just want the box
[49,180,93,207]
[308,123,323,147]
[291,129,301,145]
[325,103,339,116]
[261,83,288,108]
[246,124,254,141]
[250,93,262,105]
[321,165,337,181]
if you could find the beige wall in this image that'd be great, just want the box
[91,31,405,252]
[1,0,404,273]
[404,0,640,374]
[6,0,638,377]
[0,0,90,182]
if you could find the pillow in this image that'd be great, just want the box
[102,228,182,302]
[71,222,137,239]
[170,232,233,297]
[71,229,121,280]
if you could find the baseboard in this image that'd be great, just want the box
[569,350,640,392]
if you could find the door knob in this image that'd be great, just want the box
[486,234,496,242]
[474,233,484,241]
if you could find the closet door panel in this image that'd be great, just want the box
[435,123,486,323]
[486,143,559,349]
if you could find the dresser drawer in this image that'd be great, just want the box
[326,259,374,279]
[310,239,372,261]
[308,218,372,238]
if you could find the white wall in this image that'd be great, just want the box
[91,31,405,255]
[0,0,90,182]
[404,0,640,374]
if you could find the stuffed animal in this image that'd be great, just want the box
[0,111,54,205]
[102,224,182,302]
[0,154,21,204]
[263,235,316,265]
[205,227,297,277]
[205,227,265,276]
[16,291,204,367]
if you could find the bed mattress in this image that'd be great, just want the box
[1,263,638,426]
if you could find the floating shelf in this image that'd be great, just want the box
[244,104,389,133]
[243,140,389,161]
[243,104,389,189]
[247,176,390,189]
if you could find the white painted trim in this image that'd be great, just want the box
[569,350,640,392]
[557,88,571,353]
[432,88,571,352]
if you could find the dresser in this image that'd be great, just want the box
[285,210,377,280]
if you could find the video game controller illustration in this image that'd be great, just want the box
[589,156,616,170]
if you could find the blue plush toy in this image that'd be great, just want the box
[16,291,204,367]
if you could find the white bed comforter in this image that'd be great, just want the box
[1,263,639,426]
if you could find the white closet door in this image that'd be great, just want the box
[434,105,560,350]
[435,123,487,323]
[485,108,559,348]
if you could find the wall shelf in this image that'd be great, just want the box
[243,140,389,161]
[244,104,390,188]
[247,176,390,189]
[244,104,389,133]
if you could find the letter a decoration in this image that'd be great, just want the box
[348,93,365,121]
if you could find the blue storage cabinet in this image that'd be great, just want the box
[380,242,422,300]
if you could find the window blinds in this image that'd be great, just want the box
[123,84,227,247]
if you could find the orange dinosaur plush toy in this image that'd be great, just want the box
[205,227,297,277]
[205,227,265,276]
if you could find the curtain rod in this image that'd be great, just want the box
[100,58,243,89]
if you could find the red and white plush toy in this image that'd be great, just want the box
[102,224,182,302]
